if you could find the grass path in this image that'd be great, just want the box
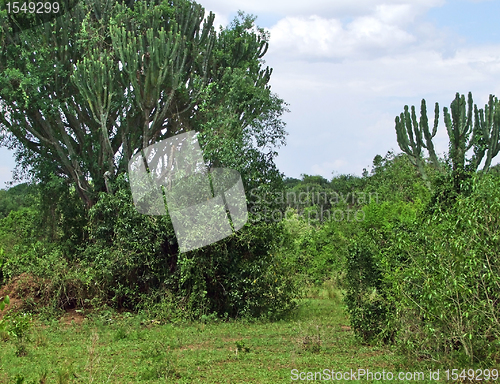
[0,295,424,383]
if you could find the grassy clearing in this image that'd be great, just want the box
[0,291,426,383]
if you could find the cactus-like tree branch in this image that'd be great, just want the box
[472,95,500,172]
[395,99,441,190]
[443,92,475,193]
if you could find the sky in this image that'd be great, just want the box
[1,0,500,187]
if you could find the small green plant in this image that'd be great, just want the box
[113,326,127,341]
[5,312,32,342]
[0,295,10,340]
[235,340,250,354]
[139,341,180,380]
[3,311,33,356]
[200,313,219,324]
[0,294,9,311]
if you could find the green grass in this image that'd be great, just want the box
[0,292,427,383]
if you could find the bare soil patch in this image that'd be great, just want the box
[0,273,46,318]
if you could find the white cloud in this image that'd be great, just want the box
[268,15,417,60]
[265,2,444,61]
[374,3,415,25]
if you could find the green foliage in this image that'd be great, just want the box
[0,294,10,343]
[34,175,87,252]
[0,206,38,250]
[279,210,350,287]
[3,311,31,342]
[175,218,299,320]
[0,0,290,326]
[385,173,500,365]
[0,0,218,206]
[277,151,499,366]
[279,153,428,297]
[0,206,65,286]
[64,173,298,320]
[0,294,8,311]
[1,311,33,356]
[79,173,177,310]
[343,234,387,342]
[395,99,441,188]
[365,151,433,205]
[195,11,288,193]
[0,183,35,218]
[329,173,366,197]
[1,0,287,213]
[0,1,290,322]
[337,166,500,365]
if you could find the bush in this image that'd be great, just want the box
[277,208,351,289]
[77,174,299,319]
[0,173,299,321]
[341,198,423,342]
[341,173,500,365]
[80,176,177,310]
[385,173,500,365]
[343,235,387,342]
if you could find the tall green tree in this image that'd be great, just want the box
[1,0,216,207]
[0,0,287,208]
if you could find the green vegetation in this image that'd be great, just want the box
[0,294,416,383]
[0,0,499,379]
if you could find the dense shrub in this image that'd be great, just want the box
[0,173,299,320]
[343,234,386,342]
[178,220,298,319]
[0,207,60,282]
[385,173,500,365]
[279,210,351,288]
[76,174,299,319]
[342,171,500,365]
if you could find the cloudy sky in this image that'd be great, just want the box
[202,0,500,180]
[1,0,500,187]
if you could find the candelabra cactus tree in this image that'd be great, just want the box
[471,95,500,173]
[395,99,441,190]
[396,91,500,195]
[443,92,476,193]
